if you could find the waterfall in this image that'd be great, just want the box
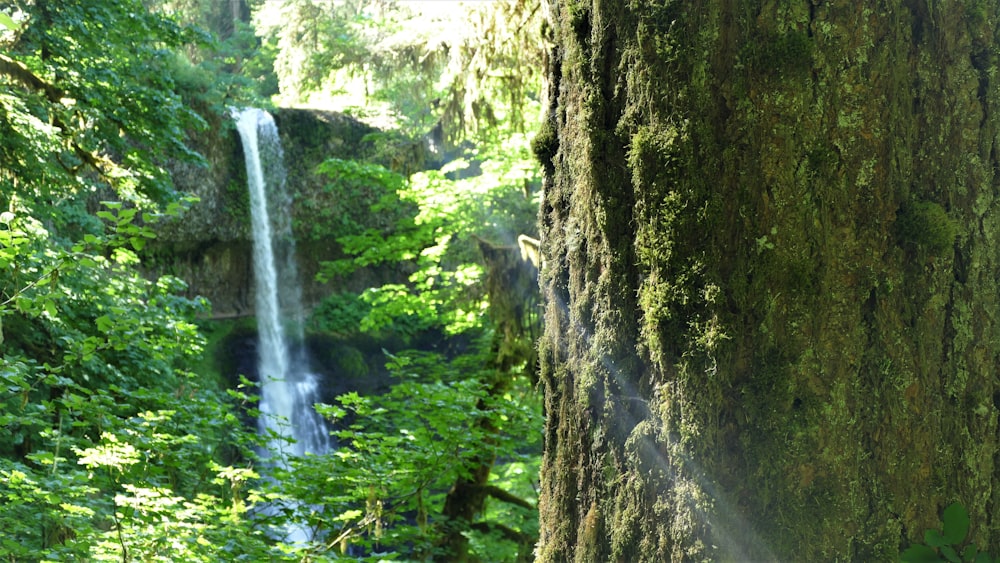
[233,108,329,540]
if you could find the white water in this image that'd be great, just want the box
[234,108,330,541]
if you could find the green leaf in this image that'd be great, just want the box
[95,315,113,333]
[43,299,57,318]
[15,296,32,314]
[117,208,137,225]
[926,529,948,548]
[901,544,943,563]
[962,545,979,562]
[129,236,146,251]
[941,546,961,563]
[942,502,970,545]
[973,552,993,563]
[1,538,25,557]
[0,12,17,30]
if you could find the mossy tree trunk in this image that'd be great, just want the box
[536,1,1000,560]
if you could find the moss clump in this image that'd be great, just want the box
[806,146,839,173]
[567,1,591,42]
[742,30,814,78]
[199,317,260,390]
[895,200,958,253]
[223,179,250,222]
[333,345,369,379]
[531,118,558,174]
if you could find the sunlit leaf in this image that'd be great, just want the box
[42,299,57,318]
[0,12,17,31]
[95,315,113,333]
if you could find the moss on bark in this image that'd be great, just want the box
[538,1,1000,560]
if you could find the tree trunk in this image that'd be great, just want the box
[536,1,1000,560]
[435,240,541,561]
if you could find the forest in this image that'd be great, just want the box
[6,1,1000,562]
[1,0,544,561]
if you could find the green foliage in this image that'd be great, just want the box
[0,207,287,560]
[253,0,372,99]
[0,11,18,31]
[299,157,410,241]
[253,0,545,145]
[2,0,545,559]
[319,128,541,337]
[901,503,995,563]
[309,291,373,335]
[3,0,208,203]
[0,2,306,560]
[144,1,277,105]
[296,8,545,557]
[304,349,541,560]
[164,49,222,107]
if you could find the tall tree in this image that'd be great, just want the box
[536,1,1000,560]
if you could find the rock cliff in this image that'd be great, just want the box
[146,107,420,318]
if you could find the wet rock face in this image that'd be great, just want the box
[221,330,396,404]
[146,108,422,317]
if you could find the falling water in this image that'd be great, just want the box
[233,108,329,541]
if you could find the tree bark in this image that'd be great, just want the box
[536,1,1000,560]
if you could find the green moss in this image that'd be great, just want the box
[895,200,958,253]
[191,317,257,388]
[531,118,558,174]
[806,146,839,174]
[578,500,603,562]
[332,344,369,379]
[224,179,250,222]
[567,1,591,42]
[742,30,814,78]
